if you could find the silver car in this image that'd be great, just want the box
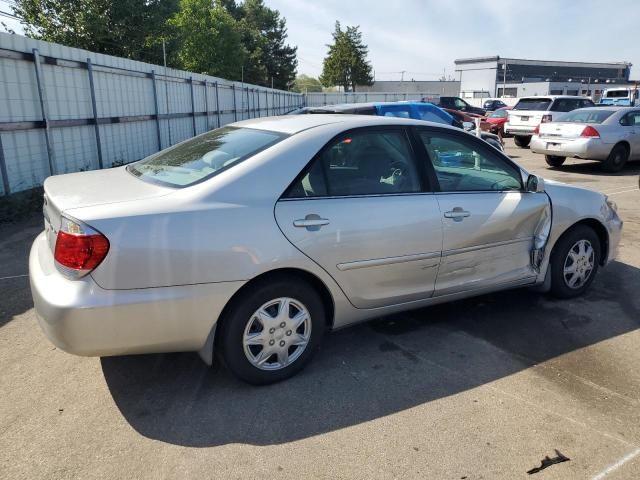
[30,115,622,384]
[530,107,640,172]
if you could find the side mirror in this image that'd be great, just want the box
[526,174,545,193]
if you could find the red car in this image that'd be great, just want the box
[485,107,512,136]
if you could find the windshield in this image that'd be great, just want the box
[488,109,508,118]
[559,109,615,124]
[513,98,552,111]
[605,90,629,98]
[127,127,286,187]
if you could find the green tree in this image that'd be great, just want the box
[224,0,297,89]
[292,74,323,93]
[13,0,179,64]
[320,22,373,92]
[170,0,245,78]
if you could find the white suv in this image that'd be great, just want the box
[505,96,595,147]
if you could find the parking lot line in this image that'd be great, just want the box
[603,188,638,196]
[0,274,28,281]
[591,447,640,480]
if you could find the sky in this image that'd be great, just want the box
[266,0,639,81]
[1,0,638,81]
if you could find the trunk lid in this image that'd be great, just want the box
[538,122,588,139]
[42,166,173,251]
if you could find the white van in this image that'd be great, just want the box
[505,96,595,147]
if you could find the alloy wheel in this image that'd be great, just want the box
[243,297,312,371]
[563,239,595,289]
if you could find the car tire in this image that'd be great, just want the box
[218,279,326,385]
[514,135,531,148]
[549,225,600,299]
[603,144,628,173]
[545,155,566,168]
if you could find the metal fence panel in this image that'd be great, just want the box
[0,32,304,195]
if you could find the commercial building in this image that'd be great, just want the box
[455,56,634,100]
[356,80,460,96]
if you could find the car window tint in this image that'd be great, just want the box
[417,132,522,192]
[513,98,552,111]
[383,110,411,118]
[285,130,421,198]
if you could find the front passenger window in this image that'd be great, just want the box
[417,132,522,192]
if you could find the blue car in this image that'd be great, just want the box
[290,101,504,151]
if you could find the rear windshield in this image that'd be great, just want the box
[513,98,552,111]
[127,127,286,187]
[605,90,629,98]
[488,109,508,118]
[559,109,615,124]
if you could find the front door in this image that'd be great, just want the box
[275,127,443,309]
[413,128,551,296]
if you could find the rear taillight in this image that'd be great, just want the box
[533,125,540,135]
[54,216,109,278]
[541,114,553,123]
[581,126,600,138]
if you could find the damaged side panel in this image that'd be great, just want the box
[531,201,553,272]
[434,191,551,296]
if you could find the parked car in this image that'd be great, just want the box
[427,96,487,116]
[485,107,512,136]
[530,107,640,172]
[505,96,595,148]
[599,87,640,107]
[30,115,622,384]
[294,102,504,151]
[483,99,509,111]
[441,108,493,133]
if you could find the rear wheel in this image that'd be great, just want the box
[549,225,600,299]
[545,155,566,168]
[218,280,326,385]
[514,135,531,148]
[603,144,628,172]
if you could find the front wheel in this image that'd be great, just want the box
[514,135,531,148]
[549,225,600,299]
[218,280,326,385]
[545,155,566,168]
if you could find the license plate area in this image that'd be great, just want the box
[520,116,530,121]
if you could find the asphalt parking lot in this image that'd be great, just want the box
[1,139,639,480]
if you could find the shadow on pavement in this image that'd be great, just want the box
[546,160,640,177]
[102,260,640,447]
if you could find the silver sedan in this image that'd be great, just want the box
[530,107,640,172]
[30,115,622,384]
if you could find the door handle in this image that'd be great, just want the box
[293,214,330,231]
[444,208,471,222]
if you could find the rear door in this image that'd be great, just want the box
[275,127,443,309]
[413,127,551,296]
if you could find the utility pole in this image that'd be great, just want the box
[400,70,406,82]
[162,39,167,68]
[503,60,507,97]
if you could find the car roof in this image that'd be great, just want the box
[517,95,590,100]
[231,113,457,134]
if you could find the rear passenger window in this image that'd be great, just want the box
[285,129,422,198]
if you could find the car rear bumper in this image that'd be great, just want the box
[29,232,243,357]
[504,123,535,135]
[530,136,611,160]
